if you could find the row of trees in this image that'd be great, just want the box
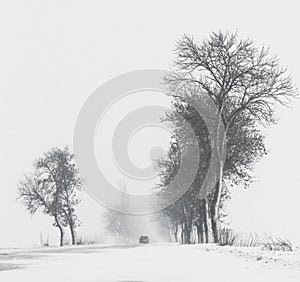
[157,31,296,244]
[18,147,82,246]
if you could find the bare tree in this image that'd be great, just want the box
[104,209,133,243]
[18,146,82,246]
[166,31,297,242]
[103,183,133,243]
[18,173,66,246]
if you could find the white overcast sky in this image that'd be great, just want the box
[0,0,300,247]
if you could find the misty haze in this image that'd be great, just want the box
[1,1,300,281]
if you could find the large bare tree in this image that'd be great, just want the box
[166,31,297,243]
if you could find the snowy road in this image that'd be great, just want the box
[1,243,300,281]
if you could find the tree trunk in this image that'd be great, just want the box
[185,227,191,244]
[54,217,64,246]
[65,207,77,245]
[210,178,222,243]
[174,224,178,243]
[197,222,204,244]
[181,222,184,243]
[197,198,209,243]
[69,223,76,245]
[202,198,209,243]
[183,222,187,244]
[186,212,194,244]
[210,104,226,244]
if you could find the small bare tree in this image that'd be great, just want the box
[18,146,82,246]
[18,173,66,246]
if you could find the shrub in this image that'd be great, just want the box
[219,228,240,246]
[218,229,293,252]
[261,237,293,252]
[235,232,261,247]
[76,235,103,245]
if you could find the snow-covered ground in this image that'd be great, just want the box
[1,243,300,281]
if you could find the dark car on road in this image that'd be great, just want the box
[139,235,149,244]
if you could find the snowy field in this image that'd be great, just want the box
[1,243,300,282]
